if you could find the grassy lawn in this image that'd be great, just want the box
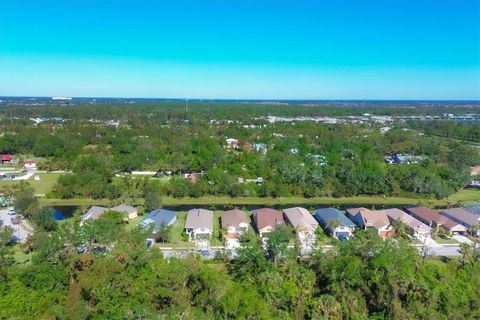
[39,198,114,206]
[446,189,480,206]
[433,236,459,244]
[28,173,63,195]
[160,189,480,208]
[0,172,64,195]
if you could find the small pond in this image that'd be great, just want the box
[52,206,79,221]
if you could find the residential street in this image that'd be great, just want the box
[158,242,471,259]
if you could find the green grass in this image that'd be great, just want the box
[160,190,480,208]
[28,173,63,195]
[39,198,113,206]
[445,189,480,206]
[0,172,64,195]
[13,246,32,264]
[433,236,459,244]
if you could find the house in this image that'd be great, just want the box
[221,209,249,236]
[23,161,37,170]
[140,208,177,233]
[184,209,214,241]
[221,209,249,249]
[252,208,284,237]
[466,204,480,216]
[380,208,431,238]
[393,154,425,165]
[253,143,268,154]
[284,207,318,252]
[0,155,12,163]
[470,166,480,176]
[440,208,480,236]
[315,208,356,239]
[284,207,318,233]
[110,204,138,220]
[225,138,239,151]
[384,156,395,165]
[111,204,138,220]
[346,207,394,238]
[184,171,205,183]
[404,206,467,235]
[82,205,108,220]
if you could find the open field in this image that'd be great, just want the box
[0,172,63,195]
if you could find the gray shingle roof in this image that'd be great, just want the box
[441,208,480,227]
[83,206,107,220]
[185,209,213,230]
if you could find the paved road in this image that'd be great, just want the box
[159,243,468,259]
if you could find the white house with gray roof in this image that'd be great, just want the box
[185,209,214,241]
[82,206,108,221]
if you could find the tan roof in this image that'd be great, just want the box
[379,208,431,232]
[283,207,318,232]
[221,209,249,229]
[253,208,283,230]
[346,207,390,229]
[470,166,480,176]
[111,204,137,214]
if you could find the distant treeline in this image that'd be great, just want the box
[1,101,479,122]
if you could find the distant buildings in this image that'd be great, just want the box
[225,138,239,151]
[0,155,12,163]
[393,154,425,165]
[253,143,268,154]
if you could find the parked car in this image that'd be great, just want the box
[7,207,15,215]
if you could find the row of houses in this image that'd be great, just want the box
[83,204,480,248]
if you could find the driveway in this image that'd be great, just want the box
[416,235,441,248]
[452,235,473,245]
[0,209,33,243]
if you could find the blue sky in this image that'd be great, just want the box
[1,0,479,99]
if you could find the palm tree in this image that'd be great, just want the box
[328,219,340,238]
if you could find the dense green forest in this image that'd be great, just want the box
[0,214,479,319]
[0,104,478,201]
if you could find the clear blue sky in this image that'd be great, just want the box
[1,0,479,99]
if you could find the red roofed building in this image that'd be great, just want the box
[1,155,12,163]
[23,161,37,169]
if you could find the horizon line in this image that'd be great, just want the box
[1,95,480,103]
